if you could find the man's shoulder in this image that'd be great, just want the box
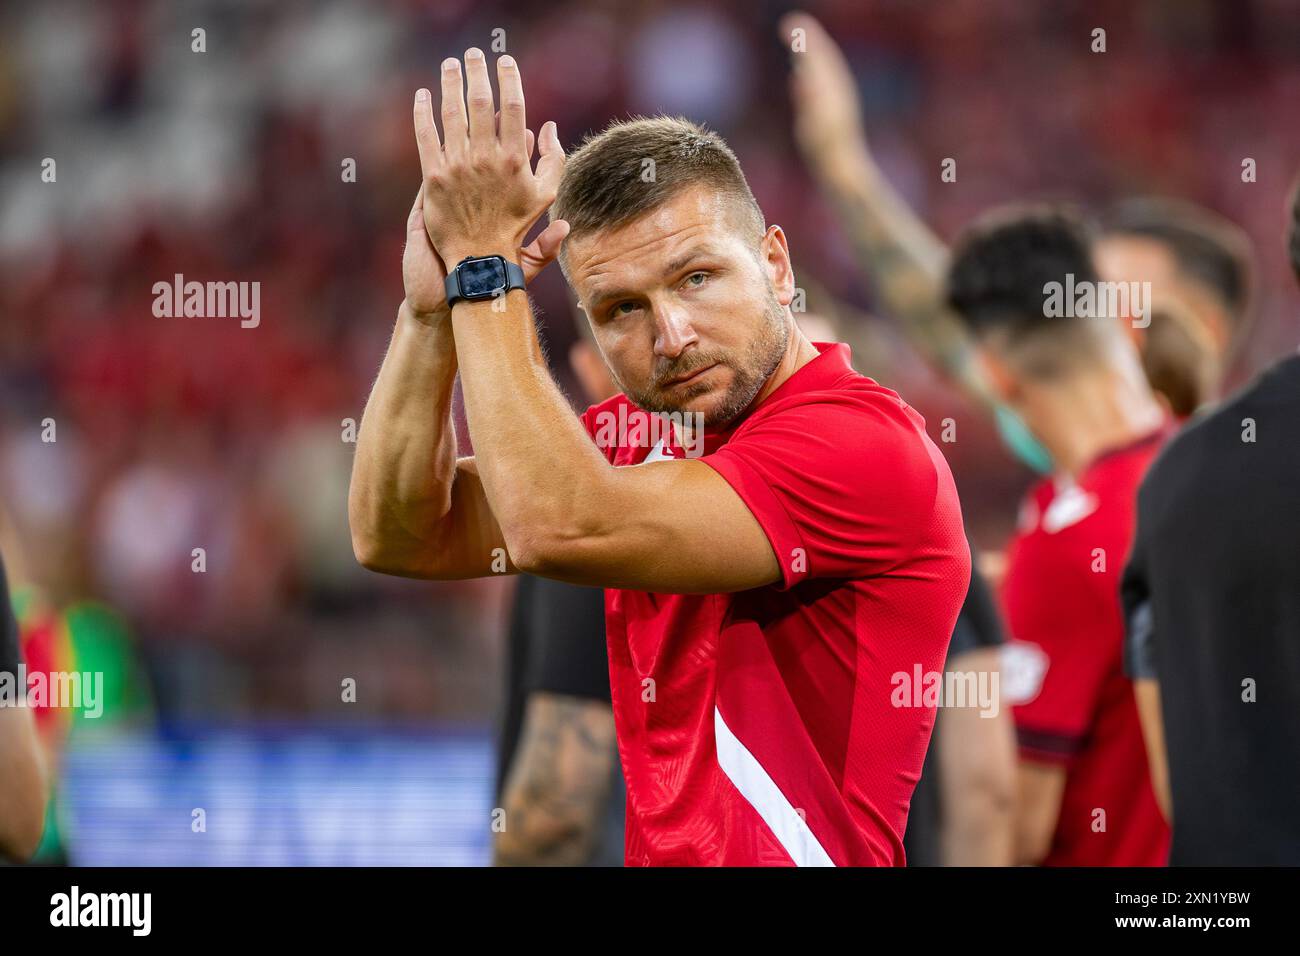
[1146,354,1300,493]
[736,371,930,449]
[762,364,909,411]
[1137,354,1300,545]
[712,370,962,561]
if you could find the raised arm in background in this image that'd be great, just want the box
[780,12,993,407]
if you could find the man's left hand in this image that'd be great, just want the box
[415,48,567,268]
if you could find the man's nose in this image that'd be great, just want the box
[652,301,699,360]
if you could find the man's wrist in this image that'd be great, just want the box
[442,242,529,313]
[439,239,521,269]
[400,298,451,331]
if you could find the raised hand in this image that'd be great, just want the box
[413,48,567,273]
[403,79,568,324]
[780,12,871,186]
[402,183,449,321]
[401,176,566,323]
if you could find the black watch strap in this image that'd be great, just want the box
[445,257,527,308]
[503,259,526,291]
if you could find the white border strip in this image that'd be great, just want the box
[714,705,835,866]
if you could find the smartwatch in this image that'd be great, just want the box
[445,255,526,308]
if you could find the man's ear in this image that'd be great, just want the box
[760,225,796,307]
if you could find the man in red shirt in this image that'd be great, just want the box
[349,50,970,865]
[944,207,1172,866]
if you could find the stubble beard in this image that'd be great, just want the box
[618,289,790,429]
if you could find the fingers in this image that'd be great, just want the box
[495,112,534,157]
[406,185,437,265]
[496,54,526,153]
[435,52,530,158]
[780,11,825,53]
[535,218,570,260]
[463,48,495,144]
[519,219,571,280]
[413,89,441,176]
[408,184,436,249]
[440,57,467,156]
[787,13,851,78]
[778,12,807,63]
[779,13,836,76]
[407,185,425,235]
[534,121,566,196]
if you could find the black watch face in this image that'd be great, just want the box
[458,257,508,299]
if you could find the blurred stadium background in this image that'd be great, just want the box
[1,0,1298,864]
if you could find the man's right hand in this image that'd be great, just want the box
[780,12,872,189]
[402,112,568,325]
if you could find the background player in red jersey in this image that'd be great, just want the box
[943,207,1172,866]
[782,11,1256,447]
[349,51,969,865]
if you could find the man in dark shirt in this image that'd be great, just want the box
[1121,180,1300,865]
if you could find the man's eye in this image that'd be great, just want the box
[612,301,638,316]
[684,272,709,288]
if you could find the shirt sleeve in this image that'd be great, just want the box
[947,563,1006,661]
[1009,557,1117,764]
[701,394,952,590]
[523,577,611,704]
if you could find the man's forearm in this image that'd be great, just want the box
[349,301,461,570]
[494,693,618,866]
[936,695,1016,866]
[811,146,991,403]
[448,286,610,561]
[1134,678,1173,822]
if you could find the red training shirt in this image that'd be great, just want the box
[999,428,1173,866]
[579,342,970,866]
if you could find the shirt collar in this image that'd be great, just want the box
[694,342,856,454]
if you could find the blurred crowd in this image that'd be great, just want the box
[1,0,1298,721]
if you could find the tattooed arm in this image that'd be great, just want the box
[494,693,619,866]
[781,13,993,407]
